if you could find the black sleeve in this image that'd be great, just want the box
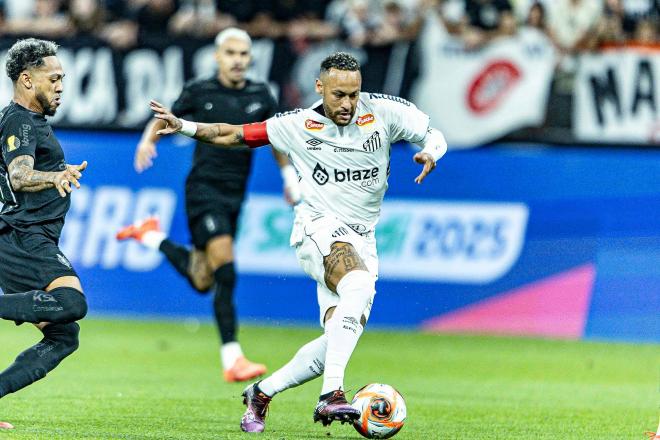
[171,83,196,118]
[1,114,37,166]
[264,87,279,118]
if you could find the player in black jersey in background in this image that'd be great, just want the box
[0,39,89,430]
[117,28,300,382]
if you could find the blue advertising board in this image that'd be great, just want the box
[38,131,660,342]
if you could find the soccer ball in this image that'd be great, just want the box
[351,383,407,439]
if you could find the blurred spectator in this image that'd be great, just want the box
[99,0,140,49]
[596,0,659,46]
[525,1,548,31]
[69,0,105,37]
[465,0,514,31]
[461,0,516,48]
[332,0,384,47]
[2,0,71,38]
[328,0,423,48]
[275,0,338,48]
[546,0,602,52]
[169,0,233,38]
[633,16,658,43]
[134,0,179,41]
[620,0,659,37]
[439,0,467,35]
[595,0,626,46]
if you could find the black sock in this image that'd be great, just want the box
[159,239,191,279]
[213,263,237,344]
[0,287,87,324]
[0,322,80,398]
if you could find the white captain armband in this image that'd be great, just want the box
[418,127,448,163]
[179,119,197,137]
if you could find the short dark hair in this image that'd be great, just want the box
[320,52,360,75]
[5,38,59,82]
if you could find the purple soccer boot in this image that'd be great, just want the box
[313,390,361,426]
[240,382,272,433]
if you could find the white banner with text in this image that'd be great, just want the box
[412,22,556,147]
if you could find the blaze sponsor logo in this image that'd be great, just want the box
[305,119,325,130]
[310,163,380,188]
[356,114,375,126]
[334,167,380,187]
[312,163,329,185]
[467,60,521,115]
[6,135,18,152]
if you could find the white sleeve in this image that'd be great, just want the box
[416,127,448,163]
[265,112,296,155]
[373,94,430,143]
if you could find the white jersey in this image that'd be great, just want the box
[266,92,430,233]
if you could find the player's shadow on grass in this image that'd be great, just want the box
[293,430,358,440]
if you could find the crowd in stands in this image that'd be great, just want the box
[0,0,658,51]
[439,0,659,51]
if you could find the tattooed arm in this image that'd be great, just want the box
[8,155,56,192]
[189,122,245,146]
[149,100,247,147]
[8,155,88,197]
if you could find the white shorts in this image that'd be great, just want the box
[290,210,378,327]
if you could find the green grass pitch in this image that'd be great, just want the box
[1,319,658,439]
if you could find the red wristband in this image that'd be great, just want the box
[243,122,269,147]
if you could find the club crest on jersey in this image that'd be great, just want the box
[362,131,382,152]
[356,114,375,126]
[305,119,325,130]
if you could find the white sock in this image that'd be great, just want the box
[141,230,166,250]
[321,270,374,395]
[220,341,243,371]
[258,334,327,397]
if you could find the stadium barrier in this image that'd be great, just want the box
[3,35,660,146]
[52,131,660,343]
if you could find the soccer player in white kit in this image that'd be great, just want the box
[150,52,448,433]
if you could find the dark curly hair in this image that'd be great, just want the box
[5,38,59,82]
[320,52,360,75]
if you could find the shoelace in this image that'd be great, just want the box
[327,391,348,405]
[252,392,271,418]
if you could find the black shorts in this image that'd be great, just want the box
[0,225,77,294]
[185,180,245,249]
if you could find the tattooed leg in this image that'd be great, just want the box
[320,242,375,395]
[323,242,367,293]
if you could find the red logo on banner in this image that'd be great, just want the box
[356,114,375,126]
[305,119,325,130]
[467,60,521,115]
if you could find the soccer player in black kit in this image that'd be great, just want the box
[0,39,89,430]
[117,28,300,382]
